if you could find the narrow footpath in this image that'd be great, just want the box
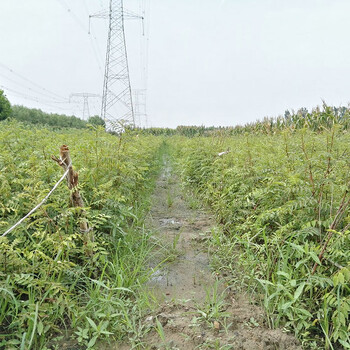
[123,156,301,350]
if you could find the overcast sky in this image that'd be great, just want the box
[1,0,350,128]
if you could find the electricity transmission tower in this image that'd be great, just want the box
[90,0,143,131]
[70,93,101,120]
[133,89,147,127]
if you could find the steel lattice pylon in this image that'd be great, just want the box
[133,89,147,127]
[70,93,100,120]
[101,0,134,131]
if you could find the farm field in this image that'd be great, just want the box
[1,113,350,349]
[0,120,164,349]
[173,125,350,349]
[2,0,350,349]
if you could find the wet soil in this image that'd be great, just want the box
[119,157,301,350]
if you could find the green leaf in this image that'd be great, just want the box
[101,330,113,335]
[86,317,98,331]
[339,339,350,349]
[295,307,312,318]
[87,335,98,349]
[281,301,293,310]
[277,271,290,279]
[37,321,43,336]
[295,258,308,269]
[287,242,305,254]
[293,282,305,301]
[309,251,321,265]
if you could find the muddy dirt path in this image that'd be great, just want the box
[123,157,301,350]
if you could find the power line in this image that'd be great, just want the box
[0,71,68,103]
[88,22,105,76]
[56,0,105,78]
[143,0,151,91]
[83,0,105,72]
[0,63,68,101]
[55,0,87,32]
[133,0,150,127]
[1,85,71,111]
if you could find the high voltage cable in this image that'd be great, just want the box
[1,2,109,118]
[89,21,103,77]
[0,63,68,101]
[85,0,104,77]
[55,0,87,32]
[0,85,68,105]
[56,0,104,78]
[82,0,90,18]
[88,25,105,76]
[0,71,67,103]
[143,0,150,91]
[1,85,71,111]
[134,0,150,127]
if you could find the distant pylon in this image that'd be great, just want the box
[89,1,144,131]
[133,89,147,127]
[101,0,133,130]
[70,93,100,120]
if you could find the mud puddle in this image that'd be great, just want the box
[119,157,301,350]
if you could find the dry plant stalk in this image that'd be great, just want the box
[52,145,93,241]
[311,191,350,274]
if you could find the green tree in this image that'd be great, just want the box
[0,90,11,121]
[88,115,106,127]
[11,105,87,128]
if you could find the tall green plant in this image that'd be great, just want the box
[172,128,350,349]
[0,120,164,349]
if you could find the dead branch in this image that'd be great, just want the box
[52,145,92,241]
[311,193,350,275]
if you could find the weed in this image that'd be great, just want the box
[154,317,175,350]
[166,191,174,208]
[195,280,229,326]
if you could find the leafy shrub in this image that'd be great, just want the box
[10,105,87,129]
[173,126,350,349]
[0,90,11,121]
[0,120,164,349]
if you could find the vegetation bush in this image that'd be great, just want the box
[0,90,11,121]
[87,115,105,128]
[0,120,164,349]
[10,105,87,129]
[2,102,350,349]
[173,121,350,348]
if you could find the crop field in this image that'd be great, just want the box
[2,0,350,348]
[0,120,164,349]
[174,126,350,348]
[1,110,350,349]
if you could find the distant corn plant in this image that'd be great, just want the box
[133,103,350,137]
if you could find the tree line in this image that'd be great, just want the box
[0,89,105,128]
[133,104,350,137]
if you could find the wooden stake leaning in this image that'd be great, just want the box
[52,145,93,241]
